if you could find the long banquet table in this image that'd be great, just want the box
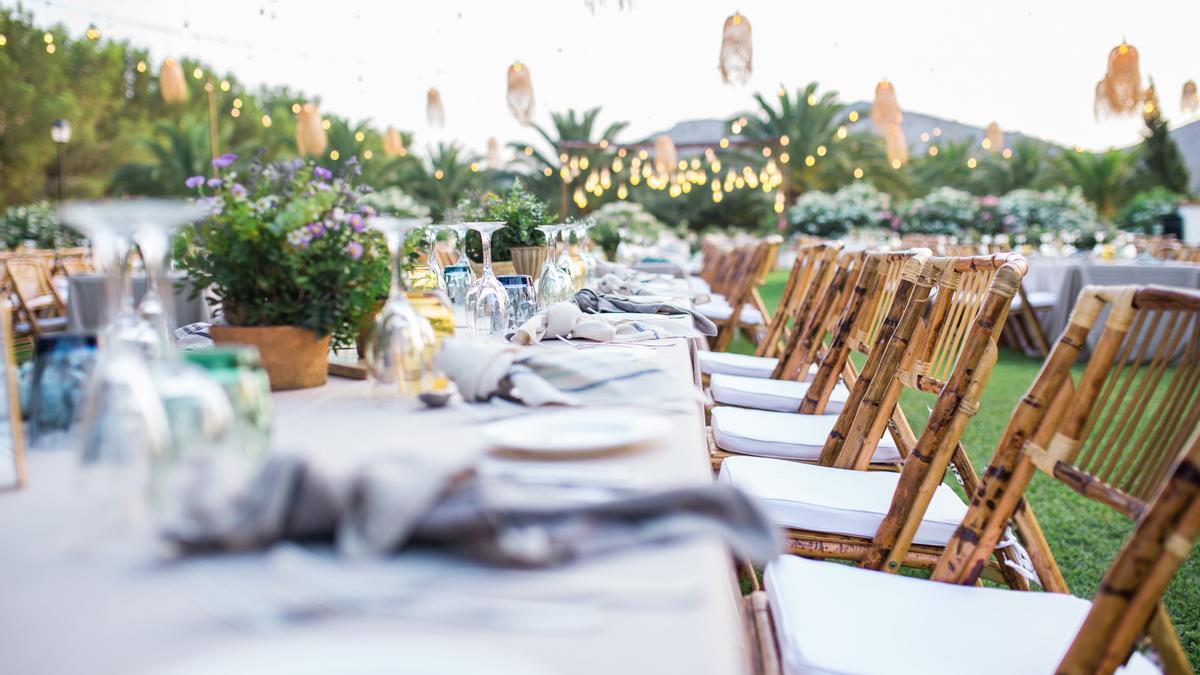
[0,336,749,674]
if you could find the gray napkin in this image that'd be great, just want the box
[574,289,718,337]
[164,454,782,566]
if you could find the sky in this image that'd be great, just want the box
[17,0,1200,157]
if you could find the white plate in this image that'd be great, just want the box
[484,408,670,458]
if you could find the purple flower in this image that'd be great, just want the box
[313,166,333,181]
[359,205,377,217]
[229,183,247,198]
[306,222,325,238]
[206,178,223,188]
[348,213,364,232]
[345,240,364,261]
[185,175,205,189]
[212,153,238,169]
[1003,215,1016,226]
[287,229,311,249]
[981,211,993,220]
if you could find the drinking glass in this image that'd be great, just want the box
[443,264,472,307]
[407,224,444,291]
[27,334,98,447]
[535,225,573,307]
[572,221,599,286]
[446,223,477,283]
[497,274,536,331]
[364,216,436,395]
[464,222,509,336]
[556,226,584,291]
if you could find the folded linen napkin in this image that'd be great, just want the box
[595,272,639,295]
[165,453,782,566]
[437,337,703,408]
[174,322,214,350]
[573,289,718,337]
[510,302,617,345]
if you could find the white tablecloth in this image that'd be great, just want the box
[0,336,747,675]
[66,274,210,333]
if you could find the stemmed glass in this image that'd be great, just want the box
[463,222,509,336]
[556,224,584,291]
[572,220,599,285]
[446,223,476,281]
[364,216,436,395]
[535,224,573,307]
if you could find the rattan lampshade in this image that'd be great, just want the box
[884,123,908,167]
[653,135,677,176]
[871,80,902,133]
[506,62,535,126]
[159,58,188,105]
[383,127,407,157]
[1095,41,1142,119]
[1181,81,1198,115]
[295,103,327,157]
[487,137,502,168]
[719,12,752,86]
[985,122,1003,153]
[427,88,445,128]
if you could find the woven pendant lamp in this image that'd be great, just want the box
[159,58,188,104]
[1095,41,1142,119]
[506,62,535,125]
[383,127,407,157]
[487,137,502,168]
[427,88,445,128]
[718,12,752,86]
[653,135,677,176]
[1142,78,1159,117]
[1181,81,1198,115]
[295,103,327,157]
[883,123,908,167]
[984,122,1003,152]
[871,80,902,132]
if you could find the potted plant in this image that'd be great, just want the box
[461,180,548,277]
[176,155,389,390]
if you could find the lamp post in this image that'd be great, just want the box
[50,119,71,207]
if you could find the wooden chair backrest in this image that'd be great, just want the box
[756,242,843,359]
[754,236,783,285]
[6,258,56,299]
[936,285,1200,582]
[771,247,858,380]
[799,249,929,415]
[710,241,773,351]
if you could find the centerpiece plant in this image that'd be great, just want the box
[461,180,549,276]
[175,154,389,390]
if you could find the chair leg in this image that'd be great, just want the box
[1148,602,1192,675]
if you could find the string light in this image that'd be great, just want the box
[891,159,902,169]
[780,134,789,145]
[579,157,590,170]
[981,138,992,149]
[192,67,203,79]
[330,150,340,160]
[43,32,54,44]
[617,147,627,157]
[853,167,864,179]
[719,137,729,149]
[85,25,100,40]
[524,146,534,156]
[354,131,365,142]
[816,145,827,156]
[470,162,480,172]
[363,150,374,160]
[230,108,240,118]
[232,98,243,109]
[542,167,552,176]
[291,103,302,114]
[928,146,938,156]
[1002,148,1013,159]
[0,35,7,47]
[434,169,445,180]
[920,132,930,142]
[804,155,815,167]
[638,150,648,160]
[836,126,847,140]
[261,114,272,127]
[779,153,790,164]
[321,120,332,130]
[932,127,942,136]
[806,94,816,105]
[599,139,609,149]
[617,184,628,200]
[848,110,859,122]
[966,157,977,168]
[220,80,231,91]
[45,43,55,54]
[762,147,772,157]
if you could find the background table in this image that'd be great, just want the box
[66,274,210,333]
[0,337,748,675]
[1023,258,1200,353]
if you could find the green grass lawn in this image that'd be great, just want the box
[730,270,1200,665]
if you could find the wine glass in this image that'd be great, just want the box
[364,216,436,395]
[497,274,536,331]
[573,220,599,285]
[407,224,445,291]
[463,221,509,336]
[446,222,477,283]
[535,225,573,307]
[555,224,584,292]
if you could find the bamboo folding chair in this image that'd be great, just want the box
[751,420,1200,675]
[717,253,1042,588]
[699,242,844,380]
[6,257,68,337]
[739,236,783,344]
[923,284,1200,671]
[701,241,773,352]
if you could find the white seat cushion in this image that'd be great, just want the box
[710,406,901,463]
[687,276,710,293]
[1012,289,1057,310]
[699,351,777,378]
[765,555,1158,675]
[696,302,763,325]
[710,373,846,413]
[718,456,961,544]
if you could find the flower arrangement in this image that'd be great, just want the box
[175,154,390,346]
[589,201,666,259]
[788,183,894,238]
[997,186,1098,239]
[0,202,86,249]
[898,187,979,236]
[460,180,549,262]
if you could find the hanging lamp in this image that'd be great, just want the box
[427,88,445,128]
[1094,40,1142,119]
[653,135,677,176]
[295,103,327,157]
[506,62,535,125]
[159,58,188,104]
[718,12,752,86]
[870,79,902,133]
[984,122,1003,152]
[1181,80,1198,115]
[383,127,407,157]
[487,137,503,168]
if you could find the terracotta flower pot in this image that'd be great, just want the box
[470,260,517,277]
[209,325,332,391]
[509,246,547,278]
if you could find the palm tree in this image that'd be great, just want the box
[908,139,980,195]
[509,107,628,216]
[1056,148,1138,218]
[110,117,224,196]
[977,138,1055,195]
[407,142,484,221]
[739,83,902,202]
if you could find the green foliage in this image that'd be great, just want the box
[898,186,979,235]
[978,138,1053,194]
[1055,149,1138,218]
[0,201,85,249]
[1116,187,1184,233]
[1136,111,1191,195]
[589,201,667,259]
[788,182,894,238]
[174,157,389,345]
[997,186,1099,238]
[459,180,550,262]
